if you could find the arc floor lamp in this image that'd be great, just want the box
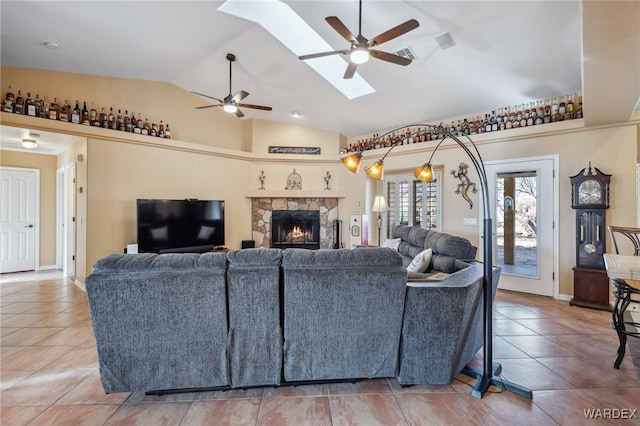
[341,124,533,400]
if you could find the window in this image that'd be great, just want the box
[384,172,442,239]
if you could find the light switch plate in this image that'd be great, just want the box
[463,218,478,226]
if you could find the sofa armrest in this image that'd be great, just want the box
[398,262,485,385]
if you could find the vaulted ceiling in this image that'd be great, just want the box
[1,1,638,140]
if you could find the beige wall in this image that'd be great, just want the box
[343,123,639,297]
[86,138,252,279]
[248,119,344,193]
[1,66,244,150]
[0,150,57,267]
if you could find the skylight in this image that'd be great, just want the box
[218,0,375,100]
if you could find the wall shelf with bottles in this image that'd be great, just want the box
[344,93,583,154]
[2,85,172,140]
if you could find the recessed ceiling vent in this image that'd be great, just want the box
[435,32,456,50]
[395,46,417,61]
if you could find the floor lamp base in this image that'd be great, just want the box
[461,364,533,399]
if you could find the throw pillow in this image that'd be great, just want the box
[381,238,401,251]
[406,248,433,273]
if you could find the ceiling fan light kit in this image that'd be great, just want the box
[298,0,419,79]
[193,53,272,118]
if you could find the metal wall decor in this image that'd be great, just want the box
[451,162,477,209]
[269,146,321,155]
[324,171,331,190]
[258,170,266,190]
[286,169,302,190]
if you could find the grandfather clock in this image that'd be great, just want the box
[569,163,611,311]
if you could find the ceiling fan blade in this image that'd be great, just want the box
[195,104,222,109]
[370,49,412,66]
[326,16,357,43]
[299,49,348,61]
[235,108,245,118]
[231,90,249,103]
[237,103,273,111]
[344,61,358,79]
[369,19,420,47]
[191,91,223,103]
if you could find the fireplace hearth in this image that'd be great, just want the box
[271,210,320,250]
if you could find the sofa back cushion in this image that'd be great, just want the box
[393,225,477,273]
[226,248,283,388]
[281,247,407,381]
[86,252,229,393]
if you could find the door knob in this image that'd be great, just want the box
[25,224,34,228]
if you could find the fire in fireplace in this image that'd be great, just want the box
[271,210,320,250]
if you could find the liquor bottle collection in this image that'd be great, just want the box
[344,93,583,153]
[2,85,171,139]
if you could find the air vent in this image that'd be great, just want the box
[395,46,417,60]
[435,32,456,50]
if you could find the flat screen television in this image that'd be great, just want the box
[136,199,225,253]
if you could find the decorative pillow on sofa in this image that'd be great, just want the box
[381,238,401,251]
[406,248,433,273]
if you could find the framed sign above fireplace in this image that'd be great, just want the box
[269,146,321,155]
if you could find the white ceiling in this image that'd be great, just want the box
[0,0,630,141]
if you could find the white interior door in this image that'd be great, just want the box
[486,156,558,297]
[0,167,39,273]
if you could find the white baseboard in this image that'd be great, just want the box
[74,279,86,292]
[557,294,573,302]
[38,265,58,271]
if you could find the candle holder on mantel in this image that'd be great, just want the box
[324,171,331,190]
[258,171,266,190]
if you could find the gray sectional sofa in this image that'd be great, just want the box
[86,229,498,394]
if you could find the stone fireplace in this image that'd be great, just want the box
[251,197,339,249]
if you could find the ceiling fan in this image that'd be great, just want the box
[192,53,272,118]
[298,0,419,79]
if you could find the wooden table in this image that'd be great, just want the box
[603,254,640,368]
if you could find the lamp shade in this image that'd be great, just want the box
[365,160,385,180]
[414,163,435,182]
[341,152,363,174]
[371,195,389,213]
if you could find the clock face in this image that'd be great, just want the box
[578,179,602,205]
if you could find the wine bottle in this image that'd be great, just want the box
[59,100,69,122]
[141,117,149,135]
[100,107,108,128]
[90,102,98,126]
[124,110,131,132]
[108,107,116,129]
[25,92,36,116]
[117,109,125,131]
[35,94,44,118]
[50,98,60,120]
[133,113,142,134]
[72,100,81,124]
[43,97,51,119]
[565,94,575,120]
[3,85,15,113]
[158,120,165,138]
[575,94,583,119]
[164,123,171,139]
[14,90,24,114]
[81,101,90,125]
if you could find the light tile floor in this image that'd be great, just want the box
[1,271,639,425]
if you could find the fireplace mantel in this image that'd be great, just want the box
[246,190,346,198]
